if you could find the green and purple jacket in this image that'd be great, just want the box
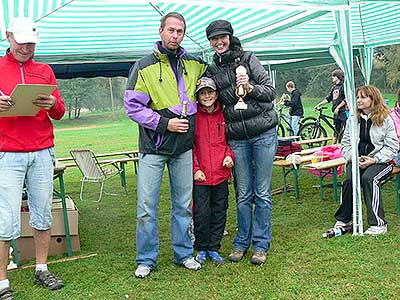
[124,42,207,155]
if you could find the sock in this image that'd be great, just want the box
[35,264,48,272]
[0,279,10,290]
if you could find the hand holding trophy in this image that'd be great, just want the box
[234,65,248,110]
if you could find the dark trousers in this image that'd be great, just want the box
[335,162,393,226]
[193,181,228,251]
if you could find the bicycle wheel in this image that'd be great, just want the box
[299,116,318,130]
[299,122,328,148]
[277,124,285,137]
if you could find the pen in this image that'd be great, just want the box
[0,89,14,106]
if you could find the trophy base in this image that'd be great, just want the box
[234,102,248,110]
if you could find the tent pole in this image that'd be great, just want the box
[109,78,116,121]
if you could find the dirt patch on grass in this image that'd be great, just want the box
[55,125,100,132]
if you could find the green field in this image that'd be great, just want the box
[8,99,400,300]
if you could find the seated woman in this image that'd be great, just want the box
[334,85,398,235]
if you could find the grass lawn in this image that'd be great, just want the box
[8,99,400,300]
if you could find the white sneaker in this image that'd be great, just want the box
[135,265,152,278]
[182,257,201,271]
[364,225,387,236]
[334,220,351,228]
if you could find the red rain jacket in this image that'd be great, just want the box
[193,101,234,186]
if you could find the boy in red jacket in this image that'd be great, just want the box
[193,77,234,264]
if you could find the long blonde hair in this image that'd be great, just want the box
[356,85,389,127]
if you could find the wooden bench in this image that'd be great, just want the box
[303,159,400,215]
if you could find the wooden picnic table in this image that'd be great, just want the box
[302,157,347,202]
[58,150,139,174]
[273,153,329,199]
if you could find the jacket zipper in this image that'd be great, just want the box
[20,64,25,83]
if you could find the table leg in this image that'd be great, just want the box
[58,174,73,257]
[10,240,19,267]
[319,170,324,200]
[119,162,128,193]
[282,167,287,194]
[293,167,300,199]
[333,167,339,202]
[397,173,400,215]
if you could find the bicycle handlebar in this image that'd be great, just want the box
[315,106,329,111]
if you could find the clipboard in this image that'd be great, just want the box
[0,84,56,117]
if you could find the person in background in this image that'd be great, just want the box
[390,88,400,166]
[314,69,348,143]
[333,85,398,235]
[124,12,207,278]
[205,19,277,265]
[283,81,303,136]
[0,17,65,299]
[390,88,400,142]
[192,77,234,265]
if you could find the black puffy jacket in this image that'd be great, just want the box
[206,50,277,140]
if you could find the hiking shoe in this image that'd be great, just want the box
[135,265,152,278]
[334,220,351,228]
[207,251,224,264]
[0,287,13,300]
[364,225,387,236]
[195,251,207,264]
[34,270,64,290]
[228,249,245,262]
[251,251,267,265]
[182,257,201,271]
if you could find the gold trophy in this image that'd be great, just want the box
[234,65,248,110]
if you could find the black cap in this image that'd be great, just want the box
[206,20,233,40]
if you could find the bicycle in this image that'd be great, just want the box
[298,106,344,146]
[275,95,314,137]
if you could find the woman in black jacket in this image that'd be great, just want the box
[205,19,278,265]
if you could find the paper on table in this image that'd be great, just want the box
[0,84,56,117]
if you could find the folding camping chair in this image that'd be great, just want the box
[70,149,127,202]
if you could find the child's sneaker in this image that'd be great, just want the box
[364,224,387,236]
[207,251,224,264]
[195,251,207,264]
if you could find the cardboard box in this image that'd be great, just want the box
[20,197,79,237]
[15,235,81,262]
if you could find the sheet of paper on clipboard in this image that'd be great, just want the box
[0,84,56,117]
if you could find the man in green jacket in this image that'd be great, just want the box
[124,12,207,278]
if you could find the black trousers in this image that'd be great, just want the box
[193,181,229,251]
[335,162,393,226]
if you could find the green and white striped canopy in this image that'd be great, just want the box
[1,0,400,69]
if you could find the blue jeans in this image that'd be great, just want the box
[136,150,194,268]
[229,128,277,252]
[289,115,301,136]
[0,148,54,240]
